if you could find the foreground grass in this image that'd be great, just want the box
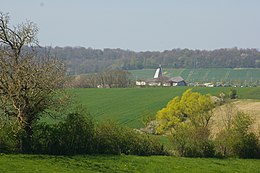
[1,154,260,173]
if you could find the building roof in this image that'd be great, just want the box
[146,76,185,83]
[169,76,185,83]
[136,65,186,85]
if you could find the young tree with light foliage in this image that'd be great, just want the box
[156,89,215,134]
[0,12,66,152]
[156,89,216,157]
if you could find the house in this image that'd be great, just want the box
[204,83,215,87]
[136,65,187,87]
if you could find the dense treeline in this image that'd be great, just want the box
[36,47,260,74]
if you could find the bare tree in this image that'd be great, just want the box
[0,12,66,152]
[97,70,132,88]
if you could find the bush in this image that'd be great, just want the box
[215,111,260,158]
[58,112,95,155]
[32,112,95,155]
[132,134,166,156]
[94,121,123,154]
[228,88,237,99]
[31,113,166,156]
[31,123,59,154]
[232,132,259,158]
[171,123,215,157]
[94,121,166,156]
[0,116,19,153]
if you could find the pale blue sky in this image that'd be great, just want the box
[1,0,260,51]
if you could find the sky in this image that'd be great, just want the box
[1,0,260,51]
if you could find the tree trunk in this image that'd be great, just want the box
[21,123,33,153]
[18,115,33,153]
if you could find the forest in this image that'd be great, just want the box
[37,46,260,75]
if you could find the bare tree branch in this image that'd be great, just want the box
[0,12,67,152]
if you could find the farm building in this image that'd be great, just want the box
[136,65,187,87]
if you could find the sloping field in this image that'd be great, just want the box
[70,87,260,128]
[131,68,260,83]
[212,100,260,134]
[70,87,187,128]
[235,100,260,126]
[1,154,260,173]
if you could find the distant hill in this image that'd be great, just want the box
[35,47,260,75]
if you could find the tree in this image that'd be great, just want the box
[156,89,216,157]
[180,89,215,128]
[0,12,66,152]
[155,97,182,134]
[97,70,132,88]
[156,89,215,133]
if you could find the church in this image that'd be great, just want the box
[136,65,187,87]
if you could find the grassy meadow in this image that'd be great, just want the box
[1,154,260,173]
[69,87,260,128]
[130,68,260,83]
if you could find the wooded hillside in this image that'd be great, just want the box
[36,47,260,75]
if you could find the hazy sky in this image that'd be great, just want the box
[1,0,260,51]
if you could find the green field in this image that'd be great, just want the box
[69,87,260,128]
[1,154,260,173]
[130,68,260,84]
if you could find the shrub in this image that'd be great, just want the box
[58,112,95,155]
[215,111,260,158]
[171,123,215,157]
[228,88,237,99]
[31,113,166,156]
[0,116,19,153]
[32,112,95,155]
[132,134,166,156]
[94,121,123,155]
[232,132,259,158]
[31,123,59,154]
[94,121,165,156]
